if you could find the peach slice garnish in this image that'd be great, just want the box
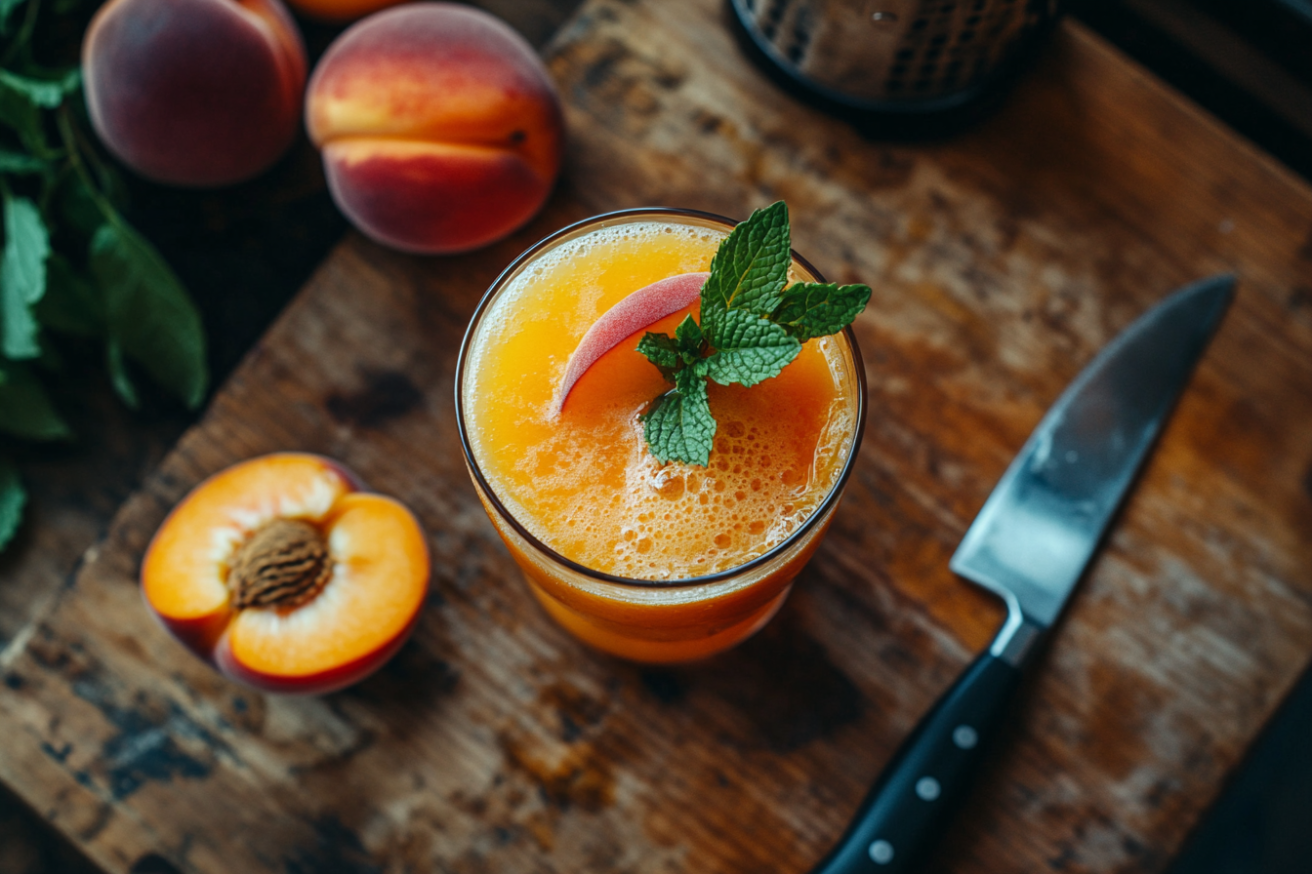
[553,271,708,415]
[142,453,429,694]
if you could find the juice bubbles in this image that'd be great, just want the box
[457,209,864,662]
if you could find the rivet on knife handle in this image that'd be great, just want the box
[809,647,1024,873]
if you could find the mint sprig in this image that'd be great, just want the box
[0,0,208,553]
[638,201,871,466]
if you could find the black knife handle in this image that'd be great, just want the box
[809,651,1023,874]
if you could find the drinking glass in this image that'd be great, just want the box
[456,208,866,663]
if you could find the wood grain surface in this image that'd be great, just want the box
[2,2,1311,872]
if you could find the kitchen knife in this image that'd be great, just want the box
[810,274,1235,873]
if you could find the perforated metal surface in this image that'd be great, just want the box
[733,0,1061,108]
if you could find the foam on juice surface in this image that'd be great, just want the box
[464,219,854,580]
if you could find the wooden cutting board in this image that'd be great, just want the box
[2,2,1311,872]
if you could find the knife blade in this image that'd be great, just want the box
[810,274,1235,874]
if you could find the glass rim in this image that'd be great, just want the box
[454,206,867,590]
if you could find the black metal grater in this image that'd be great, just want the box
[730,0,1063,130]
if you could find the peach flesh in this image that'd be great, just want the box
[554,271,709,414]
[305,3,563,254]
[141,454,429,695]
[83,0,306,187]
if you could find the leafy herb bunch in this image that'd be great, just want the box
[0,0,207,552]
[638,201,870,466]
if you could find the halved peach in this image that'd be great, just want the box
[554,271,708,414]
[142,453,429,694]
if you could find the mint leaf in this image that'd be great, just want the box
[700,201,790,335]
[637,331,684,375]
[0,98,44,154]
[674,313,704,355]
[638,315,708,379]
[0,70,74,107]
[641,367,715,466]
[0,0,26,33]
[0,70,73,157]
[0,147,49,175]
[1,194,50,359]
[57,174,105,240]
[36,252,103,336]
[106,337,140,409]
[772,282,872,341]
[90,222,208,409]
[0,457,25,553]
[0,360,72,440]
[702,308,800,387]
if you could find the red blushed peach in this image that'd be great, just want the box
[142,454,429,694]
[306,3,564,254]
[83,0,307,187]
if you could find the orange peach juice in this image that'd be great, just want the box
[457,209,864,662]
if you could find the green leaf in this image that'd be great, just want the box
[637,314,708,380]
[105,337,139,409]
[57,173,105,241]
[637,331,684,372]
[0,360,72,440]
[701,308,800,388]
[52,68,82,96]
[700,201,791,339]
[0,0,27,34]
[641,367,715,466]
[0,456,25,553]
[0,70,60,157]
[36,252,103,336]
[0,70,70,108]
[673,314,704,356]
[1,194,50,359]
[90,222,207,409]
[0,86,45,155]
[771,282,872,341]
[0,70,75,157]
[0,146,49,175]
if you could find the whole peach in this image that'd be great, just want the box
[306,3,564,254]
[83,0,307,187]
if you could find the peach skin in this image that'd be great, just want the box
[554,272,709,415]
[83,0,306,187]
[142,453,430,694]
[306,3,564,254]
[284,0,404,23]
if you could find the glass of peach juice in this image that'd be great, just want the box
[456,208,865,663]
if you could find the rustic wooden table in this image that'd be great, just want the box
[3,1,1311,872]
